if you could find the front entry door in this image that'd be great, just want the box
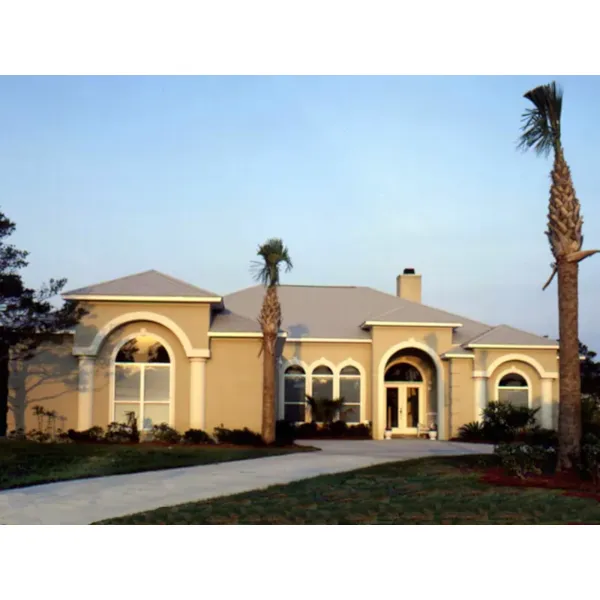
[386,385,422,434]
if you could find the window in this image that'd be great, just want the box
[114,335,171,430]
[497,373,529,408]
[311,365,334,400]
[339,365,361,423]
[284,365,306,422]
[384,362,423,382]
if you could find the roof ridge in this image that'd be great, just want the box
[496,323,558,342]
[64,269,158,295]
[362,286,492,328]
[154,270,220,295]
[460,325,499,346]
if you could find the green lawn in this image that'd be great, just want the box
[0,441,309,491]
[97,454,600,525]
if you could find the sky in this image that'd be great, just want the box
[1,76,599,349]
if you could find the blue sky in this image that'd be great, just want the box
[1,76,599,349]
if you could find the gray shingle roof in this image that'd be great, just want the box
[63,270,221,299]
[223,284,493,342]
[441,346,475,358]
[210,310,262,333]
[465,325,559,347]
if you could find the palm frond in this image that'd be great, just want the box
[250,238,293,286]
[518,81,563,157]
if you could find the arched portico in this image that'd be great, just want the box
[375,340,445,440]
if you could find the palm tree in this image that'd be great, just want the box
[519,81,599,470]
[251,238,293,443]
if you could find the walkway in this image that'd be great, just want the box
[0,440,492,525]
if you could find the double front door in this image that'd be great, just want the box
[385,384,423,434]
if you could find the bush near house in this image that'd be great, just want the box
[281,420,371,440]
[150,423,182,445]
[213,426,266,446]
[457,402,542,444]
[183,429,215,445]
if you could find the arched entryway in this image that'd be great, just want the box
[376,342,444,439]
[384,361,426,433]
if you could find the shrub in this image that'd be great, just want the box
[26,429,52,443]
[327,420,348,437]
[482,402,539,443]
[183,428,214,445]
[305,395,345,424]
[105,421,138,444]
[582,395,600,439]
[494,442,556,479]
[580,434,600,486]
[346,423,371,438]
[151,423,182,444]
[213,426,265,446]
[516,426,558,448]
[66,426,105,443]
[275,420,296,445]
[458,421,486,442]
[295,422,319,439]
[7,428,26,440]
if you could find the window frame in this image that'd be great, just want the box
[111,331,175,430]
[339,365,362,424]
[282,364,307,424]
[495,368,531,409]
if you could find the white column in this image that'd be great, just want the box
[77,356,95,430]
[189,357,207,430]
[541,378,554,429]
[473,375,488,422]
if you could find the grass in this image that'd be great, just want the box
[0,441,309,491]
[98,454,600,524]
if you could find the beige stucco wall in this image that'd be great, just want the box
[473,348,558,376]
[205,338,263,433]
[8,335,79,432]
[447,358,476,436]
[74,301,212,351]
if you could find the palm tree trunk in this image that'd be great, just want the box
[262,332,277,444]
[557,259,582,470]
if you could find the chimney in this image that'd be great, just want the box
[396,268,421,303]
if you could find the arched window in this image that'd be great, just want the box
[339,365,361,423]
[284,365,306,422]
[497,372,529,408]
[311,365,334,400]
[385,362,423,382]
[114,335,171,430]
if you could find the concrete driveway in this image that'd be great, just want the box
[0,440,493,525]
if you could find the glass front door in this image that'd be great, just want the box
[386,387,399,429]
[386,385,422,433]
[405,386,420,430]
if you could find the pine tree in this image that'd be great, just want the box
[0,210,85,436]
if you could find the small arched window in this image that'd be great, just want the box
[498,373,529,408]
[311,365,334,400]
[385,363,423,382]
[284,365,306,423]
[339,365,361,424]
[114,335,171,430]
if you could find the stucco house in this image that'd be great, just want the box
[8,268,560,440]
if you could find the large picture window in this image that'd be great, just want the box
[339,365,361,423]
[311,365,334,400]
[114,335,171,430]
[497,372,529,408]
[284,365,306,422]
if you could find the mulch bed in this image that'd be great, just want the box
[481,466,600,501]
